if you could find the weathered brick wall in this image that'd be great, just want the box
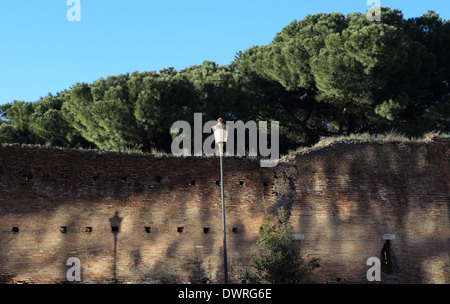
[0,139,448,284]
[0,147,275,284]
[289,139,450,283]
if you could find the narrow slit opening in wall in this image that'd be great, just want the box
[145,227,151,234]
[111,226,119,233]
[22,172,34,181]
[381,240,395,274]
[86,227,92,233]
[203,228,210,234]
[232,228,238,233]
[60,227,67,234]
[177,227,184,233]
[215,180,220,186]
[190,180,196,186]
[12,227,19,233]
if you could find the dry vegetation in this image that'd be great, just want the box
[281,130,449,161]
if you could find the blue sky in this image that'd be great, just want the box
[0,0,448,104]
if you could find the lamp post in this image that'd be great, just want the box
[212,118,229,284]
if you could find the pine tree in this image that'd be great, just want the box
[248,207,320,284]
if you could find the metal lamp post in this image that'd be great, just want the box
[212,118,229,284]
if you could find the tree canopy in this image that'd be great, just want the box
[234,8,449,146]
[1,8,448,153]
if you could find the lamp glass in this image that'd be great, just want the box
[213,121,228,144]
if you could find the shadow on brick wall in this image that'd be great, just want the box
[109,211,123,282]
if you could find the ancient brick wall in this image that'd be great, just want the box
[0,139,448,284]
[289,139,450,283]
[0,147,275,284]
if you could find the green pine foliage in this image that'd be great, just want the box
[246,207,320,284]
[0,8,448,153]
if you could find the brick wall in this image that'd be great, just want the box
[0,147,275,284]
[289,139,450,283]
[0,139,448,284]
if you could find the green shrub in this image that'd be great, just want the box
[245,207,319,284]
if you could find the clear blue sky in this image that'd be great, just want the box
[0,0,448,104]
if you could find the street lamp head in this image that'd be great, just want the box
[212,118,228,152]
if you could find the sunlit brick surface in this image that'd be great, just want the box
[0,139,448,283]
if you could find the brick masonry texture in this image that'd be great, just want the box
[0,139,448,284]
